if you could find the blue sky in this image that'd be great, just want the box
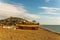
[0,0,60,25]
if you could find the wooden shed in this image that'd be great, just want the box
[16,24,39,30]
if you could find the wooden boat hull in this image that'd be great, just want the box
[16,24,39,30]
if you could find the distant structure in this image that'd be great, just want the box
[0,17,39,30]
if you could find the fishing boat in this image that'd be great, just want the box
[16,24,39,30]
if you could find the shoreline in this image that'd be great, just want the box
[0,26,60,40]
[40,27,60,35]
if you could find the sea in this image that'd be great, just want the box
[40,25,60,34]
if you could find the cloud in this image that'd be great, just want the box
[40,7,60,14]
[44,16,60,19]
[41,7,60,10]
[39,6,60,25]
[45,0,50,2]
[0,2,40,20]
[40,15,60,25]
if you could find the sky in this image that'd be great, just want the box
[0,0,60,25]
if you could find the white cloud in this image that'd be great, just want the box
[40,15,60,25]
[45,16,60,19]
[40,7,60,14]
[0,2,40,20]
[41,7,60,10]
[45,0,50,2]
[38,6,60,25]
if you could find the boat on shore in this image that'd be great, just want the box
[16,24,39,30]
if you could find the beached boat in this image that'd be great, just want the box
[16,24,39,30]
